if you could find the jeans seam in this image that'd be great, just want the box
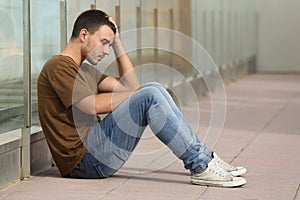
[93,162,108,178]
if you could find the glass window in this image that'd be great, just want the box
[0,0,23,133]
[0,0,61,133]
[31,0,61,127]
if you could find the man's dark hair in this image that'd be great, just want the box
[71,9,116,39]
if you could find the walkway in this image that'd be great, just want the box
[0,74,300,200]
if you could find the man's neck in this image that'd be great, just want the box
[59,41,83,66]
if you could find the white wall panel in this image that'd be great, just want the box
[66,0,95,39]
[255,0,300,72]
[119,0,136,32]
[192,0,256,68]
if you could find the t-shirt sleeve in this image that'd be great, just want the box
[48,61,108,109]
[49,65,79,108]
[72,64,103,105]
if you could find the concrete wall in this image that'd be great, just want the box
[0,128,53,189]
[255,0,300,72]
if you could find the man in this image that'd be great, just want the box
[38,9,246,187]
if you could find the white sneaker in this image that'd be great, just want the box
[213,152,247,177]
[191,158,246,187]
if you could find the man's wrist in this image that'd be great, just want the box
[113,36,121,47]
[112,37,126,57]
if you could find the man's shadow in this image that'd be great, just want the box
[34,166,191,185]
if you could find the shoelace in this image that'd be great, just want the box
[209,160,230,178]
[214,155,236,171]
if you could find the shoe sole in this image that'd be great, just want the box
[191,177,246,188]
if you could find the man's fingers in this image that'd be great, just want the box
[108,17,117,28]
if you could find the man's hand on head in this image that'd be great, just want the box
[108,16,122,49]
[108,17,119,35]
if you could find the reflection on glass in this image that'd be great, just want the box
[0,9,24,133]
[0,11,23,81]
[30,0,61,128]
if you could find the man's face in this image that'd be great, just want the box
[85,25,115,65]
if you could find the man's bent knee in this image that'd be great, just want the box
[141,82,165,90]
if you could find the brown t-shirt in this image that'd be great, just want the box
[37,55,107,176]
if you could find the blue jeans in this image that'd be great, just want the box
[68,82,212,178]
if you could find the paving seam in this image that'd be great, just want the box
[293,183,300,200]
[98,178,132,200]
[230,86,300,164]
[194,187,209,200]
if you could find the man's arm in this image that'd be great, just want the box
[111,35,140,91]
[75,18,140,115]
[74,89,136,115]
[98,18,140,93]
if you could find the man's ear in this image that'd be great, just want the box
[79,29,88,42]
